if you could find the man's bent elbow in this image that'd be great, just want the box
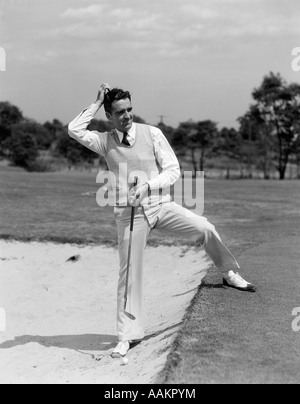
[68,122,76,139]
[173,166,181,184]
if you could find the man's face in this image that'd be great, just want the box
[107,98,133,133]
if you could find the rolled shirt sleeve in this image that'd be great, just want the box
[147,127,181,190]
[68,103,107,156]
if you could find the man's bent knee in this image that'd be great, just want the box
[198,221,221,245]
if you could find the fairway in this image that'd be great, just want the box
[159,179,300,384]
[0,166,201,246]
[1,166,300,384]
[1,165,299,249]
[0,166,117,245]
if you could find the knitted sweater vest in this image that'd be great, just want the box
[105,123,163,207]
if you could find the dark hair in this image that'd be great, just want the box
[104,88,131,114]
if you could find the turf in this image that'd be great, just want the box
[0,166,117,245]
[0,166,200,247]
[158,180,300,384]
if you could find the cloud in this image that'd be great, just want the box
[61,4,104,19]
[57,1,299,38]
[33,0,300,63]
[12,49,59,66]
[180,4,218,21]
[53,3,164,44]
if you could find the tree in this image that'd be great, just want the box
[252,72,300,180]
[292,120,300,179]
[238,106,277,179]
[157,122,175,144]
[218,127,242,179]
[173,121,198,176]
[44,119,65,140]
[196,120,219,172]
[12,119,54,150]
[56,135,97,168]
[172,120,218,176]
[9,129,38,170]
[0,102,23,153]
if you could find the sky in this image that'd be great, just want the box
[0,0,300,128]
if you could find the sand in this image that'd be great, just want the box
[0,240,209,384]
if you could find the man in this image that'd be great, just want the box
[68,83,256,358]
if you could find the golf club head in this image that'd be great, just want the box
[125,311,136,321]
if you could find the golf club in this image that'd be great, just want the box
[124,176,138,321]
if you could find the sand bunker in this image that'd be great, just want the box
[0,241,209,384]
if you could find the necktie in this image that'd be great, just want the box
[122,132,130,146]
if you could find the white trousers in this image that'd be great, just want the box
[114,202,240,342]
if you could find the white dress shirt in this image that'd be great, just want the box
[68,103,180,191]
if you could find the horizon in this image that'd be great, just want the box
[0,0,300,129]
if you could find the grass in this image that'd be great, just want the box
[1,165,300,383]
[2,165,297,249]
[158,180,300,384]
[0,165,200,247]
[0,167,117,245]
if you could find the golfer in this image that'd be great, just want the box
[68,83,256,358]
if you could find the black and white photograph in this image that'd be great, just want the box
[0,0,299,387]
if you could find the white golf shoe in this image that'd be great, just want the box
[223,272,256,292]
[111,341,130,359]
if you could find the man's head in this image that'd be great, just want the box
[104,88,133,133]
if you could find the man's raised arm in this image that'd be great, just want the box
[68,83,111,156]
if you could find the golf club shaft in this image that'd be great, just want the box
[124,217,134,303]
[124,177,138,320]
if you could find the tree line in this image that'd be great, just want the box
[0,72,299,180]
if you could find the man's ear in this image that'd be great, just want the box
[106,112,113,122]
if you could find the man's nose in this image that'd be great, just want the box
[125,111,131,119]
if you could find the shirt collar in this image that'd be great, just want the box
[116,123,136,143]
